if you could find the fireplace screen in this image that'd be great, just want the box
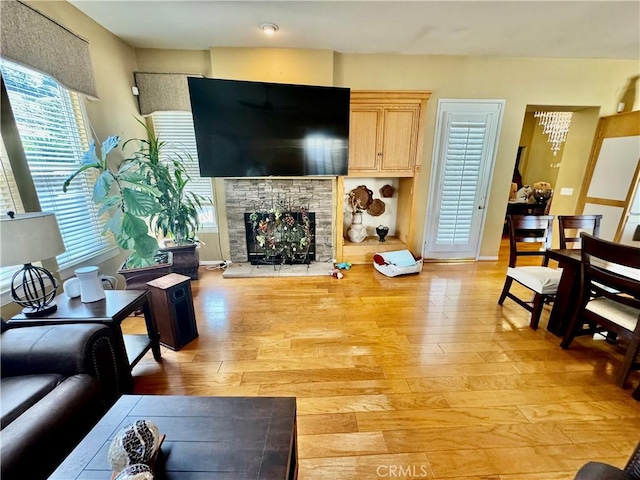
[244,211,316,265]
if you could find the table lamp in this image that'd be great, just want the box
[0,212,65,316]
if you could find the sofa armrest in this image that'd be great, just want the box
[624,442,640,479]
[1,323,124,403]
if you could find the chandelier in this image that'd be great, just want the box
[534,111,573,156]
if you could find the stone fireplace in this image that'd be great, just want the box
[224,178,334,263]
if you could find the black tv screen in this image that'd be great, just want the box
[187,77,350,177]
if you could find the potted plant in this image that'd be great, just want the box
[63,134,173,289]
[126,121,208,280]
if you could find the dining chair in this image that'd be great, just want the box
[560,233,640,388]
[558,214,602,249]
[498,215,563,330]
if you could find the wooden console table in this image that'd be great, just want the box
[50,395,298,480]
[9,290,161,391]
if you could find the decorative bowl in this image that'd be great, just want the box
[376,225,389,242]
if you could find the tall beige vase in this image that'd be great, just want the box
[347,211,367,243]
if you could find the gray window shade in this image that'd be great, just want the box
[436,121,486,246]
[0,0,98,99]
[135,73,202,116]
[152,111,216,228]
[1,59,113,270]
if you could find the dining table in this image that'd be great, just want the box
[545,247,640,337]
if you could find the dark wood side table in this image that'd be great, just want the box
[50,395,298,480]
[9,290,161,391]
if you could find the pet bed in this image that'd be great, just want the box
[373,250,423,277]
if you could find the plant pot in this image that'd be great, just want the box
[159,243,199,280]
[117,252,173,290]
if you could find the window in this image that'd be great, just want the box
[0,138,24,216]
[152,111,217,230]
[0,59,114,270]
[0,137,26,293]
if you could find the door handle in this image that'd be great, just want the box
[478,206,485,209]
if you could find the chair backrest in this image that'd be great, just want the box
[558,215,602,249]
[506,215,555,268]
[580,233,640,307]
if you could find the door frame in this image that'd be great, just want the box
[423,99,505,260]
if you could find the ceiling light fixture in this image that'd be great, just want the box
[534,111,573,156]
[260,23,279,35]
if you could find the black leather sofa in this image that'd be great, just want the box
[1,322,124,479]
[574,442,640,480]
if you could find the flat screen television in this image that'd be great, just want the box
[187,77,350,177]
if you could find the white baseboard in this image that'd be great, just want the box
[477,256,499,261]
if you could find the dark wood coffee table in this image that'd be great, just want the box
[49,395,298,480]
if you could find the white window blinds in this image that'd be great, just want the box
[152,111,217,229]
[0,59,114,270]
[436,120,487,246]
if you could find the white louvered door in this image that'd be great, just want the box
[424,100,504,259]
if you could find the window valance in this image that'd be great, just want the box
[134,72,203,116]
[0,1,98,99]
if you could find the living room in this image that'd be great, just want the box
[1,1,639,479]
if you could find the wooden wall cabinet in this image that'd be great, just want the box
[337,91,431,264]
[348,91,430,177]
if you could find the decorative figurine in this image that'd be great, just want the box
[108,420,161,473]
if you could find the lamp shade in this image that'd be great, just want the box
[0,212,65,266]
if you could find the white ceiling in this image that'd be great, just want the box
[69,1,640,60]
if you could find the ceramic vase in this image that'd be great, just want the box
[75,266,106,303]
[347,211,367,243]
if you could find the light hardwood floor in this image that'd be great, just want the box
[123,244,640,480]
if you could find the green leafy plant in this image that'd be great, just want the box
[124,120,208,245]
[63,136,162,268]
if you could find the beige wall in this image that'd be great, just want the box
[520,113,565,187]
[334,54,639,257]
[137,48,212,77]
[132,48,639,259]
[1,2,144,317]
[548,108,601,228]
[210,48,334,85]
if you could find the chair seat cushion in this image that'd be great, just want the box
[507,266,563,294]
[1,374,63,429]
[586,297,640,331]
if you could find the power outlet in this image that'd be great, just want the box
[560,187,574,196]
